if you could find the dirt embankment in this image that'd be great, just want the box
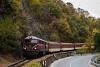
[0,54,22,67]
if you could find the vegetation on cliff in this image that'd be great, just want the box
[0,0,100,54]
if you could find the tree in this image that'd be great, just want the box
[0,17,22,54]
[84,37,94,53]
[94,32,100,51]
[50,18,72,42]
[48,1,62,18]
[28,0,42,18]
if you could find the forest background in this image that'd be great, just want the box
[0,0,100,54]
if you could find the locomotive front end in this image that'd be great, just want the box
[23,36,39,56]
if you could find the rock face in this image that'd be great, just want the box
[20,0,51,39]
[20,0,37,36]
[54,0,59,2]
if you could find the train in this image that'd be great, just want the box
[22,36,84,56]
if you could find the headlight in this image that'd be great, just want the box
[23,47,27,49]
[32,45,37,50]
[34,47,37,50]
[23,45,27,50]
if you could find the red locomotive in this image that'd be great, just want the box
[23,36,84,56]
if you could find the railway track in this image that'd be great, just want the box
[8,59,31,67]
[8,51,75,67]
[7,53,56,67]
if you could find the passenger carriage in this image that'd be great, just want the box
[48,41,61,52]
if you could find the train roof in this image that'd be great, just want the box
[24,36,85,44]
[25,36,47,42]
[74,43,85,44]
[48,41,60,44]
[61,43,84,45]
[61,43,73,44]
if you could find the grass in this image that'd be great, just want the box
[22,62,42,67]
[97,54,100,64]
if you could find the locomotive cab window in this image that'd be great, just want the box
[25,39,30,43]
[31,40,37,43]
[39,40,44,44]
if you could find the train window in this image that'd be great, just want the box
[44,42,47,45]
[31,40,37,43]
[39,40,42,44]
[41,41,43,44]
[25,39,30,43]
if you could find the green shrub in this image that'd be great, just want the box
[27,62,42,67]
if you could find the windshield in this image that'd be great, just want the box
[31,40,37,43]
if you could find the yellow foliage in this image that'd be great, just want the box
[92,28,99,34]
[10,0,21,12]
[85,26,91,35]
[57,18,70,28]
[82,45,87,49]
[85,37,94,46]
[29,0,41,5]
[50,32,60,42]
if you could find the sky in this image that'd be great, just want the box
[62,0,100,18]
